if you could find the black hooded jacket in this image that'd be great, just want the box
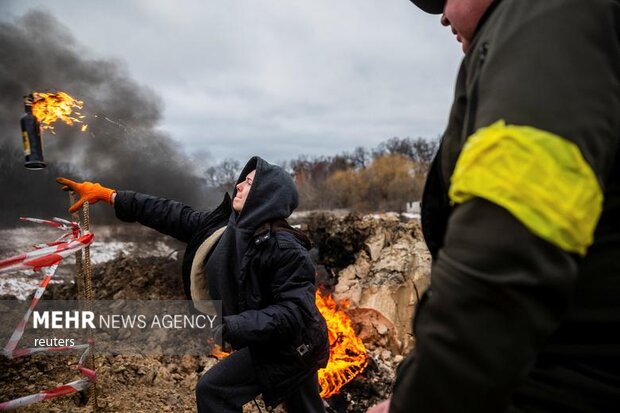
[114,156,329,406]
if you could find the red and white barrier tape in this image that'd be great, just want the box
[19,217,80,234]
[0,233,93,274]
[0,217,96,410]
[0,378,92,410]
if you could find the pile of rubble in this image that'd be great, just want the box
[305,213,430,412]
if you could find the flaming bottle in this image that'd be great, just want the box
[20,94,46,170]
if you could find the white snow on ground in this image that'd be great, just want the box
[0,274,65,300]
[400,212,421,220]
[369,212,420,220]
[85,240,178,265]
[0,225,182,300]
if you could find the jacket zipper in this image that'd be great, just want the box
[465,42,489,138]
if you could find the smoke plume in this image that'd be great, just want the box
[0,10,215,227]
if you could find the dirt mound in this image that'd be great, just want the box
[46,255,184,301]
[0,353,217,412]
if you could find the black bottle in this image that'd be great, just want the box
[20,94,46,170]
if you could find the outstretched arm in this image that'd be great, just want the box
[57,177,228,243]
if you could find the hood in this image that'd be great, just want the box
[205,156,299,317]
[232,156,299,230]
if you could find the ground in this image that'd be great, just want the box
[0,213,426,412]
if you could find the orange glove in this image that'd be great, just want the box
[56,177,116,213]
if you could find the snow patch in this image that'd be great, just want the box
[0,225,181,300]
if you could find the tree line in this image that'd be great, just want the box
[206,136,439,212]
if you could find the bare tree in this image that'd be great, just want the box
[350,146,370,169]
[204,158,241,189]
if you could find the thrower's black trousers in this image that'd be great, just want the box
[196,347,326,413]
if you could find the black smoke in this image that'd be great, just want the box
[0,10,216,227]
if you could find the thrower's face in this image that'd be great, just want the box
[233,169,256,213]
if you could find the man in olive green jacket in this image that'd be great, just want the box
[370,0,620,412]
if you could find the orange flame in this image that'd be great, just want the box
[210,344,231,359]
[31,91,88,134]
[316,290,368,398]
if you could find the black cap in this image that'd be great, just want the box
[410,0,444,14]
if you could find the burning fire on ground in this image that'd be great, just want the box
[210,344,230,359]
[208,291,369,398]
[316,290,368,398]
[31,91,88,133]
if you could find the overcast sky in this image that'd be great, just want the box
[1,0,462,164]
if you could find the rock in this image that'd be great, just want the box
[144,368,157,384]
[333,252,371,306]
[364,230,386,262]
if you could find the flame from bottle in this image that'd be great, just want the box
[31,91,88,134]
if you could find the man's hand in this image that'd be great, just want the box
[56,177,116,213]
[367,400,390,413]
